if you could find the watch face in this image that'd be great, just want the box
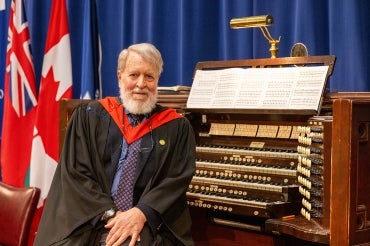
[103,208,116,221]
[106,209,115,217]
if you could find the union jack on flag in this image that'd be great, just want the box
[1,0,37,187]
[5,0,37,117]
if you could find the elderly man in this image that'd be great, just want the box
[34,43,196,246]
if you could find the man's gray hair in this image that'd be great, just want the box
[117,43,163,76]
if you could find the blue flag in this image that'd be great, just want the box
[80,0,101,99]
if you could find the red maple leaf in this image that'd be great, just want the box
[35,68,72,162]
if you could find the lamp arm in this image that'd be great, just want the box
[259,26,274,41]
[259,26,281,58]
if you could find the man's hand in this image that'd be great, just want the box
[105,207,147,246]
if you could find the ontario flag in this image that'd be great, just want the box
[1,0,37,186]
[28,0,72,243]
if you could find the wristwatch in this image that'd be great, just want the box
[101,208,116,223]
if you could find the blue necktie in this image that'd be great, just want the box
[113,113,144,210]
[114,138,141,211]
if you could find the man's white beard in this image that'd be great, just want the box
[119,86,157,115]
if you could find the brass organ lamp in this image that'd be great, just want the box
[230,15,281,58]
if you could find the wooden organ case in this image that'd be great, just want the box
[185,56,370,245]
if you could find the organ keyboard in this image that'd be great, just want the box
[186,109,307,229]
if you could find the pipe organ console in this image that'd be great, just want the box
[185,56,370,245]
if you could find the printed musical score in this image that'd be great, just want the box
[187,66,329,111]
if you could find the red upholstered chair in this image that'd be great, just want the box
[0,181,40,246]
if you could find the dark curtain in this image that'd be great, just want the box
[1,0,370,100]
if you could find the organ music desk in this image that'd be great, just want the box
[58,56,370,246]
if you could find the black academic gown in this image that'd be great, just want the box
[34,98,196,246]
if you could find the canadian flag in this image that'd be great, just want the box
[29,0,72,242]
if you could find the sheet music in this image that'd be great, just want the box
[187,66,329,111]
